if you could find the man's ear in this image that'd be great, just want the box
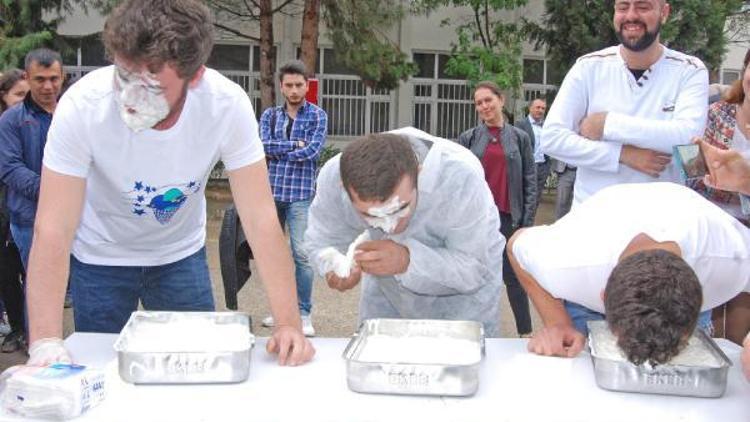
[600,289,606,303]
[188,65,206,88]
[661,3,671,24]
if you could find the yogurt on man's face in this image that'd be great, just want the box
[364,196,410,234]
[113,66,170,132]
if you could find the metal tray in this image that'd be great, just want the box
[587,320,731,398]
[342,318,484,396]
[113,311,254,384]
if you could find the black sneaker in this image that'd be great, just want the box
[1,330,25,353]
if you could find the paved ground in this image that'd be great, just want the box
[0,187,559,370]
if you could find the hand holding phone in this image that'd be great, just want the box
[673,143,708,181]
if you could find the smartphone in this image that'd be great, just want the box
[673,144,708,181]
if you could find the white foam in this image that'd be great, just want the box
[356,335,480,365]
[125,318,253,352]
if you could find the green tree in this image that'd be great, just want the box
[205,0,298,111]
[661,0,744,75]
[527,0,744,83]
[414,0,529,91]
[206,0,417,97]
[0,0,117,70]
[1,1,59,69]
[320,0,417,90]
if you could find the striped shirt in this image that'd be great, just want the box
[259,101,328,202]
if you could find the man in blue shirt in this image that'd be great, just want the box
[259,60,328,336]
[0,49,63,270]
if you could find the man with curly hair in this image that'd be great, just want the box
[507,182,750,365]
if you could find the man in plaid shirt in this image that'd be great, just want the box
[259,60,328,336]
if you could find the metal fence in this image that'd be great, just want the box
[64,66,554,141]
[320,77,394,137]
[412,79,476,140]
[412,79,557,139]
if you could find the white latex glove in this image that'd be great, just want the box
[27,338,72,366]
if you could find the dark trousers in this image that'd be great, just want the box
[0,241,25,333]
[500,212,532,335]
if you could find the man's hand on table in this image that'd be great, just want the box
[27,337,72,366]
[354,240,409,276]
[528,324,586,358]
[266,325,315,366]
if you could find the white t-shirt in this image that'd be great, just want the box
[512,182,750,313]
[44,66,264,265]
[541,45,708,205]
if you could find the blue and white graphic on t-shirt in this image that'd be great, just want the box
[126,180,201,225]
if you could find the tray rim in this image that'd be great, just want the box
[342,318,485,367]
[113,310,255,354]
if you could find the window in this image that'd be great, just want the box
[437,54,461,80]
[523,58,545,84]
[722,70,741,85]
[208,44,250,71]
[81,35,108,66]
[61,35,109,66]
[413,53,435,78]
[545,60,566,86]
[294,48,322,74]
[322,49,357,75]
[411,51,475,139]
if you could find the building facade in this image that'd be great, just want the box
[56,1,746,143]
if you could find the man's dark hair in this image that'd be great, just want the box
[279,60,308,82]
[605,249,702,365]
[24,48,63,70]
[102,0,213,79]
[340,134,419,202]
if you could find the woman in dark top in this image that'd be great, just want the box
[0,69,30,352]
[457,81,537,337]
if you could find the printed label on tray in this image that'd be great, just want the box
[387,367,430,388]
[644,373,691,387]
[164,354,208,375]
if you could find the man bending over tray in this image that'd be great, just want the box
[305,128,504,336]
[25,0,314,366]
[507,182,750,365]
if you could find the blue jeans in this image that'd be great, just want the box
[12,222,73,306]
[9,223,32,270]
[275,199,313,316]
[564,301,713,336]
[70,247,215,333]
